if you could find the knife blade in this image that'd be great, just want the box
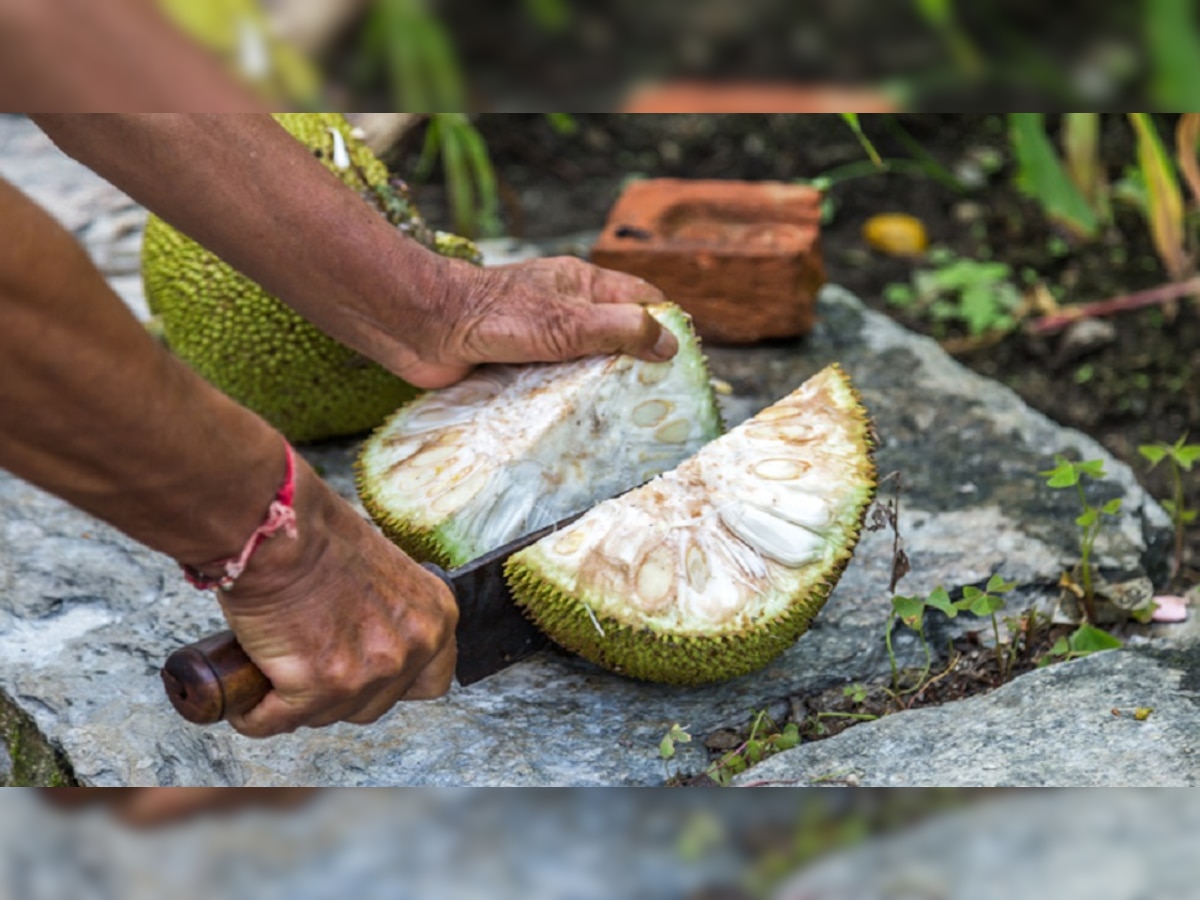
[160,511,584,725]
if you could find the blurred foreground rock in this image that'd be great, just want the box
[0,117,1187,786]
[773,791,1200,899]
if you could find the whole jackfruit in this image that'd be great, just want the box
[356,303,723,569]
[141,113,481,443]
[505,364,876,685]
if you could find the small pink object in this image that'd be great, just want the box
[180,441,299,592]
[1151,595,1189,622]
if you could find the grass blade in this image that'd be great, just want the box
[1129,112,1190,281]
[1009,113,1098,239]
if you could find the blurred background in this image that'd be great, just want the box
[156,0,1200,112]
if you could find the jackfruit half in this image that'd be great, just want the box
[505,364,876,685]
[141,113,480,443]
[357,303,723,569]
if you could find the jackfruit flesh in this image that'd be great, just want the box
[141,113,480,443]
[505,364,876,685]
[357,303,722,569]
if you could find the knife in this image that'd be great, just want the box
[160,512,584,725]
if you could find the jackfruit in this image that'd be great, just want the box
[505,364,876,685]
[357,303,723,569]
[141,113,481,443]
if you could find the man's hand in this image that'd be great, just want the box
[355,255,679,390]
[33,116,678,394]
[213,457,458,737]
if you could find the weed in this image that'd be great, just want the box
[701,710,801,787]
[885,249,1024,337]
[1139,434,1200,579]
[1041,455,1123,622]
[887,575,1020,692]
[658,722,692,780]
[1040,622,1123,665]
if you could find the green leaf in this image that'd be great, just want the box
[1101,498,1123,515]
[961,585,983,601]
[1069,623,1124,654]
[1076,508,1099,528]
[968,593,1004,617]
[1129,113,1189,281]
[986,574,1017,593]
[1181,507,1198,524]
[1146,0,1200,110]
[1049,636,1070,657]
[776,724,800,751]
[1042,457,1080,487]
[925,586,958,617]
[659,735,675,760]
[885,282,916,306]
[1139,444,1169,467]
[1176,444,1200,469]
[892,595,925,619]
[545,112,578,135]
[841,113,883,167]
[1009,114,1099,238]
[1078,459,1107,479]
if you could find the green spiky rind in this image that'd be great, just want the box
[504,363,877,685]
[654,303,725,437]
[141,113,466,442]
[358,483,456,570]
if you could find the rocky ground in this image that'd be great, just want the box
[0,114,1197,787]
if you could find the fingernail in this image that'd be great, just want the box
[650,328,678,361]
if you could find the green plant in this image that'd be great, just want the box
[1041,455,1123,622]
[1139,434,1200,578]
[1040,622,1123,665]
[888,575,1021,691]
[413,114,501,237]
[658,721,692,779]
[703,710,800,786]
[1009,112,1199,291]
[884,249,1023,336]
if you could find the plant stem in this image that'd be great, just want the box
[886,612,900,694]
[1076,483,1097,622]
[1027,275,1200,335]
[990,612,1007,682]
[1171,460,1185,579]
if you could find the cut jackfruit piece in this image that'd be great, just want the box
[141,113,480,443]
[357,303,722,569]
[505,364,876,685]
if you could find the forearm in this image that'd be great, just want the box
[32,114,455,375]
[0,177,281,567]
[0,0,264,111]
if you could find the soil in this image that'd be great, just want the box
[397,113,1200,588]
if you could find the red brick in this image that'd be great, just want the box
[590,179,825,344]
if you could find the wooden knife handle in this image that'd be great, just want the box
[161,564,456,725]
[161,630,269,725]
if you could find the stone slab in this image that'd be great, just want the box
[0,116,1181,786]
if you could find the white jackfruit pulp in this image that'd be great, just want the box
[505,364,876,685]
[357,303,722,568]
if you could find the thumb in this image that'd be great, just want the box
[566,304,678,363]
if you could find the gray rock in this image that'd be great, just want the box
[772,791,1200,899]
[736,643,1200,786]
[0,115,1180,786]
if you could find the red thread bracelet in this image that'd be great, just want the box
[180,442,299,592]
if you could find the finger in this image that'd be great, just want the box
[381,355,474,390]
[588,265,666,306]
[399,635,457,700]
[561,303,678,362]
[227,690,315,738]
